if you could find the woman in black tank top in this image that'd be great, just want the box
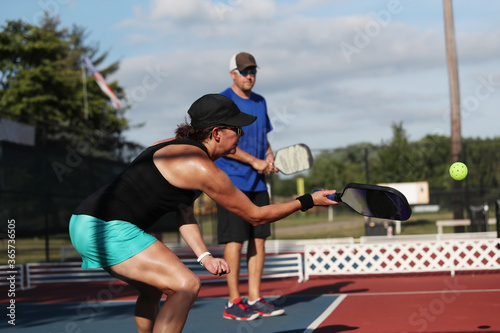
[69,94,337,332]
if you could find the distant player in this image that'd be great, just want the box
[215,52,284,320]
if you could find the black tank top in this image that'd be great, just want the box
[74,138,208,230]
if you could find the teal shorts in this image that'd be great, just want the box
[69,214,157,269]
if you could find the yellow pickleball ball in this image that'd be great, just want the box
[449,162,468,181]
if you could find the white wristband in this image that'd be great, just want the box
[197,252,212,266]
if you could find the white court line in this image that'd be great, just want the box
[343,288,500,297]
[302,294,347,333]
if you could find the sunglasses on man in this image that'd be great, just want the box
[234,68,257,77]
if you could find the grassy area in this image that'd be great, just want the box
[2,210,496,265]
[1,234,73,265]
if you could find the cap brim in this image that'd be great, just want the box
[223,112,257,127]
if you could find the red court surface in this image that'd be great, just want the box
[2,270,500,332]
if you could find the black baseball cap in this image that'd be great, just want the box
[188,94,256,129]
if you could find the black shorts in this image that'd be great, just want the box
[217,190,271,244]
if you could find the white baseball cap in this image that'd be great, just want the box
[229,52,258,71]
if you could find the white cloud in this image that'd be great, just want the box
[109,0,500,150]
[2,0,500,152]
[148,0,211,21]
[145,0,277,23]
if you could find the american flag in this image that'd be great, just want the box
[83,56,122,109]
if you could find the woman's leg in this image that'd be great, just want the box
[106,240,201,333]
[103,270,162,333]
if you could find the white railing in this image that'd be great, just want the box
[61,238,356,261]
[0,264,24,290]
[26,262,115,288]
[20,236,500,287]
[304,238,500,280]
[183,253,304,283]
[26,253,304,288]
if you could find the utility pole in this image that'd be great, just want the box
[443,0,464,220]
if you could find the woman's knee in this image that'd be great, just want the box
[165,272,201,297]
[182,273,201,295]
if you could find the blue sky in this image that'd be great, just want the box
[2,0,500,151]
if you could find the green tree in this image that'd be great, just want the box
[413,134,451,188]
[328,142,375,183]
[268,123,500,206]
[0,18,77,123]
[370,121,415,183]
[0,15,139,159]
[464,138,500,190]
[305,149,364,192]
[269,174,301,197]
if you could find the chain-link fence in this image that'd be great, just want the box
[1,140,128,236]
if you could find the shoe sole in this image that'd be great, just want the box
[223,312,260,321]
[255,309,285,317]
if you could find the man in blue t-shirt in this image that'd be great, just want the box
[215,52,285,321]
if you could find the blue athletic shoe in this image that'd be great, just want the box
[247,297,285,317]
[223,298,260,321]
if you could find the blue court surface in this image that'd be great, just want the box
[0,295,340,333]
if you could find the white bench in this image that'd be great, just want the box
[360,232,497,243]
[436,218,496,234]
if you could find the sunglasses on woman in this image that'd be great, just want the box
[222,126,243,136]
